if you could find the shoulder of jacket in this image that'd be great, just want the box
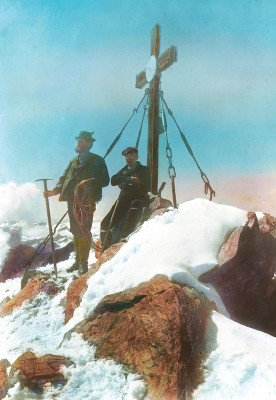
[88,153,104,162]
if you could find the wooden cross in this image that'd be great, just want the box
[136,24,177,194]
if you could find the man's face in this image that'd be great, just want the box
[125,152,138,167]
[76,139,91,153]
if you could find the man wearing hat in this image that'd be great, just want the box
[100,146,150,248]
[44,131,110,274]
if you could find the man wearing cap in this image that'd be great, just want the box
[44,131,110,275]
[100,147,150,248]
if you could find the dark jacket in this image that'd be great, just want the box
[111,161,151,200]
[55,152,110,202]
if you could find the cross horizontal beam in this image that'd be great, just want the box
[136,70,147,89]
[158,46,177,73]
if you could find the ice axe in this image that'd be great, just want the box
[36,178,57,278]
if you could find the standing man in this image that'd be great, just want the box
[44,131,109,275]
[101,147,151,249]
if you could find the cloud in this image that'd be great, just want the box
[0,181,40,222]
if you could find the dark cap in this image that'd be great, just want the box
[122,147,138,156]
[75,131,96,142]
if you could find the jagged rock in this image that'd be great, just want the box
[0,241,74,283]
[10,352,71,392]
[0,359,10,400]
[150,207,170,218]
[47,241,74,264]
[65,242,124,323]
[0,244,35,282]
[200,212,276,336]
[76,274,213,400]
[0,275,59,317]
[258,212,276,239]
[149,197,172,212]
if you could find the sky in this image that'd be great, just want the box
[0,0,275,221]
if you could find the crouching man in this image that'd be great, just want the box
[100,146,151,249]
[44,131,110,275]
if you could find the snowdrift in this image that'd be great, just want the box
[0,198,275,400]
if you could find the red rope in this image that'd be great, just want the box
[73,184,98,248]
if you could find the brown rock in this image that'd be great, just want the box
[200,212,276,336]
[0,241,74,284]
[77,275,212,400]
[0,245,35,283]
[150,207,170,218]
[11,352,71,392]
[0,275,58,317]
[47,241,74,264]
[0,360,10,400]
[149,197,172,212]
[258,213,276,238]
[65,242,124,323]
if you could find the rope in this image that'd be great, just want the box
[160,93,177,208]
[18,210,68,273]
[135,92,150,149]
[103,89,149,159]
[72,182,100,251]
[161,93,216,201]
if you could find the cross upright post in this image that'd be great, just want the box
[136,24,177,194]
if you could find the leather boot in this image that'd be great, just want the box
[78,237,91,275]
[67,237,80,272]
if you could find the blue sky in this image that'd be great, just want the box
[0,0,275,216]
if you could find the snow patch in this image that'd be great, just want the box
[68,198,248,328]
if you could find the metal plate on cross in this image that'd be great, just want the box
[146,55,157,82]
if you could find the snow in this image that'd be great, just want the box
[193,311,276,400]
[68,198,248,328]
[1,197,275,400]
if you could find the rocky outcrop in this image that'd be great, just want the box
[10,352,71,392]
[200,212,276,336]
[0,244,35,282]
[149,197,172,219]
[0,241,74,283]
[0,360,10,400]
[76,275,213,400]
[65,242,124,323]
[258,212,276,238]
[0,275,59,317]
[47,241,74,264]
[149,197,172,212]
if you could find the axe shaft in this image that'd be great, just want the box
[42,181,57,278]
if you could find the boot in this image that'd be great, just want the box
[79,261,88,275]
[78,237,91,275]
[67,237,80,273]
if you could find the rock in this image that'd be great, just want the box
[0,241,74,284]
[150,207,170,218]
[47,241,74,264]
[0,359,10,400]
[65,242,124,323]
[0,244,35,283]
[10,352,71,392]
[258,213,276,238]
[200,212,276,336]
[77,275,213,400]
[0,275,59,317]
[149,197,172,212]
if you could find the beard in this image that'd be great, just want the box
[75,145,92,153]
